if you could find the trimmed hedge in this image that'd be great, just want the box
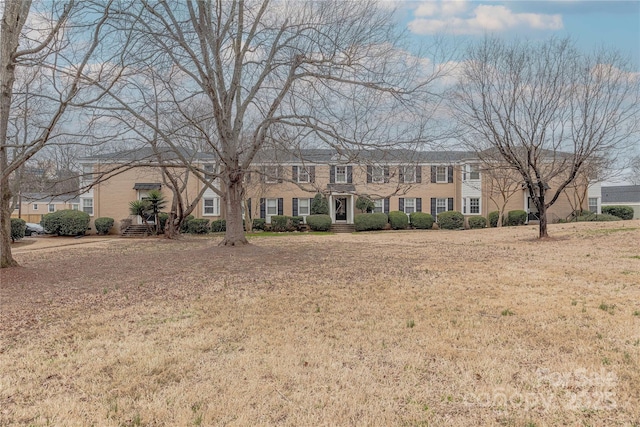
[94,217,114,235]
[41,209,90,236]
[354,213,388,231]
[180,215,195,233]
[488,211,502,227]
[410,212,434,229]
[575,213,621,222]
[11,218,26,242]
[306,214,332,231]
[507,210,527,226]
[187,218,210,234]
[602,205,634,220]
[252,218,266,231]
[468,216,487,229]
[437,211,464,230]
[388,211,409,230]
[291,216,304,230]
[270,215,291,232]
[211,219,226,232]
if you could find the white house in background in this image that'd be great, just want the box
[601,185,640,219]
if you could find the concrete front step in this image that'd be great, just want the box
[330,224,356,233]
[121,225,151,237]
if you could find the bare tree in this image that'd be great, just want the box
[628,155,640,185]
[101,0,449,246]
[452,37,640,238]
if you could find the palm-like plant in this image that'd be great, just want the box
[145,190,166,234]
[129,199,153,233]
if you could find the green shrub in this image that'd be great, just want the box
[11,218,26,242]
[94,217,114,235]
[211,219,226,232]
[468,216,487,229]
[270,215,292,232]
[186,218,210,234]
[311,193,329,215]
[488,211,501,227]
[180,215,195,233]
[410,212,434,229]
[602,205,634,220]
[306,214,332,231]
[41,209,90,236]
[507,210,527,226]
[388,211,408,230]
[355,196,375,213]
[437,211,464,230]
[575,213,621,222]
[291,216,304,230]
[354,213,388,231]
[252,218,266,231]
[157,212,169,233]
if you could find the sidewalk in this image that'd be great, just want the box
[11,235,120,254]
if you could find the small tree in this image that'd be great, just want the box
[356,196,375,213]
[311,193,330,215]
[145,190,166,234]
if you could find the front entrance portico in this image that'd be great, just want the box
[328,194,354,224]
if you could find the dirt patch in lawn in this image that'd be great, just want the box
[1,221,639,426]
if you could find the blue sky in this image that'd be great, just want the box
[394,0,640,69]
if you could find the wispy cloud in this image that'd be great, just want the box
[408,1,563,35]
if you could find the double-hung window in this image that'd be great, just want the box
[33,204,38,211]
[266,198,278,217]
[469,197,480,214]
[81,164,93,187]
[436,166,447,183]
[298,198,310,216]
[82,198,94,216]
[403,166,416,183]
[404,198,416,214]
[372,166,385,183]
[335,166,347,183]
[588,197,598,213]
[436,198,447,215]
[48,204,55,213]
[373,199,384,213]
[203,197,220,216]
[297,167,309,183]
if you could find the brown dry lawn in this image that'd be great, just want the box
[1,221,639,426]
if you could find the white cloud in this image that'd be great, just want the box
[408,2,563,35]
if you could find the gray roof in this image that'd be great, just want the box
[253,148,474,164]
[82,146,215,162]
[602,185,640,203]
[20,193,79,203]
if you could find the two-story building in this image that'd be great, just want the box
[77,147,601,233]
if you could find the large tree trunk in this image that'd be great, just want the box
[1,176,17,268]
[164,211,180,239]
[220,178,248,247]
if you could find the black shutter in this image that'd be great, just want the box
[366,165,372,183]
[384,198,389,214]
[278,167,283,183]
[292,166,298,182]
[247,199,252,217]
[330,166,335,184]
[260,198,266,219]
[431,198,436,217]
[347,166,353,183]
[448,198,454,211]
[309,166,316,183]
[416,166,422,183]
[448,166,453,183]
[292,198,298,216]
[431,166,436,183]
[399,166,404,183]
[384,166,389,183]
[278,198,283,215]
[399,198,404,212]
[416,198,422,212]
